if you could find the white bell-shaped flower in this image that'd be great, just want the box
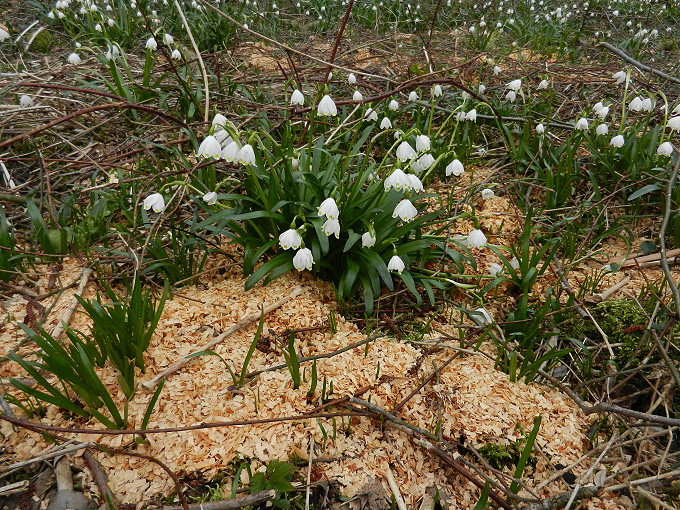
[279,229,302,250]
[238,144,256,166]
[415,134,430,152]
[466,229,487,248]
[609,135,625,148]
[197,136,222,159]
[396,141,417,162]
[322,218,340,238]
[318,197,339,219]
[143,193,165,213]
[317,95,337,117]
[290,89,304,106]
[575,117,589,130]
[293,247,314,271]
[657,141,674,156]
[361,232,376,248]
[387,255,405,273]
[393,199,418,222]
[384,168,411,192]
[445,159,464,177]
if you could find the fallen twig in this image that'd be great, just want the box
[517,486,599,510]
[141,286,304,390]
[348,398,513,510]
[0,441,92,477]
[598,42,680,84]
[158,489,276,510]
[384,464,408,510]
[50,267,92,340]
[585,274,631,304]
[83,449,120,509]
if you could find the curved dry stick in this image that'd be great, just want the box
[0,411,369,436]
[0,82,188,127]
[598,42,680,84]
[0,102,187,151]
[349,397,513,510]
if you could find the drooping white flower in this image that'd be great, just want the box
[361,232,376,248]
[673,104,680,115]
[290,89,304,106]
[221,141,240,162]
[505,90,516,102]
[396,141,417,162]
[318,197,339,220]
[446,159,464,177]
[0,27,9,42]
[143,193,165,213]
[536,123,545,134]
[657,141,674,156]
[380,117,392,130]
[238,144,256,165]
[19,95,33,107]
[411,153,435,173]
[667,116,680,131]
[212,113,228,130]
[197,135,222,159]
[537,79,549,90]
[628,96,643,112]
[384,168,411,192]
[507,79,522,91]
[352,90,363,101]
[432,84,443,97]
[575,117,589,130]
[510,257,521,270]
[481,188,495,200]
[347,73,356,85]
[493,65,501,75]
[393,200,417,222]
[291,157,299,169]
[612,70,627,84]
[163,33,174,45]
[640,97,653,112]
[388,99,399,111]
[466,229,487,248]
[478,84,486,94]
[488,263,503,276]
[466,109,478,122]
[317,95,337,116]
[145,37,157,50]
[597,106,610,120]
[365,108,378,121]
[415,134,430,152]
[595,123,609,136]
[279,228,302,250]
[408,91,419,102]
[67,52,82,64]
[406,174,424,193]
[293,247,314,271]
[609,135,625,148]
[387,255,405,273]
[322,218,340,238]
[171,49,182,59]
[202,191,218,205]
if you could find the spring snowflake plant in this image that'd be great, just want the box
[197,110,475,313]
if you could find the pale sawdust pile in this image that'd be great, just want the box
[0,257,627,509]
